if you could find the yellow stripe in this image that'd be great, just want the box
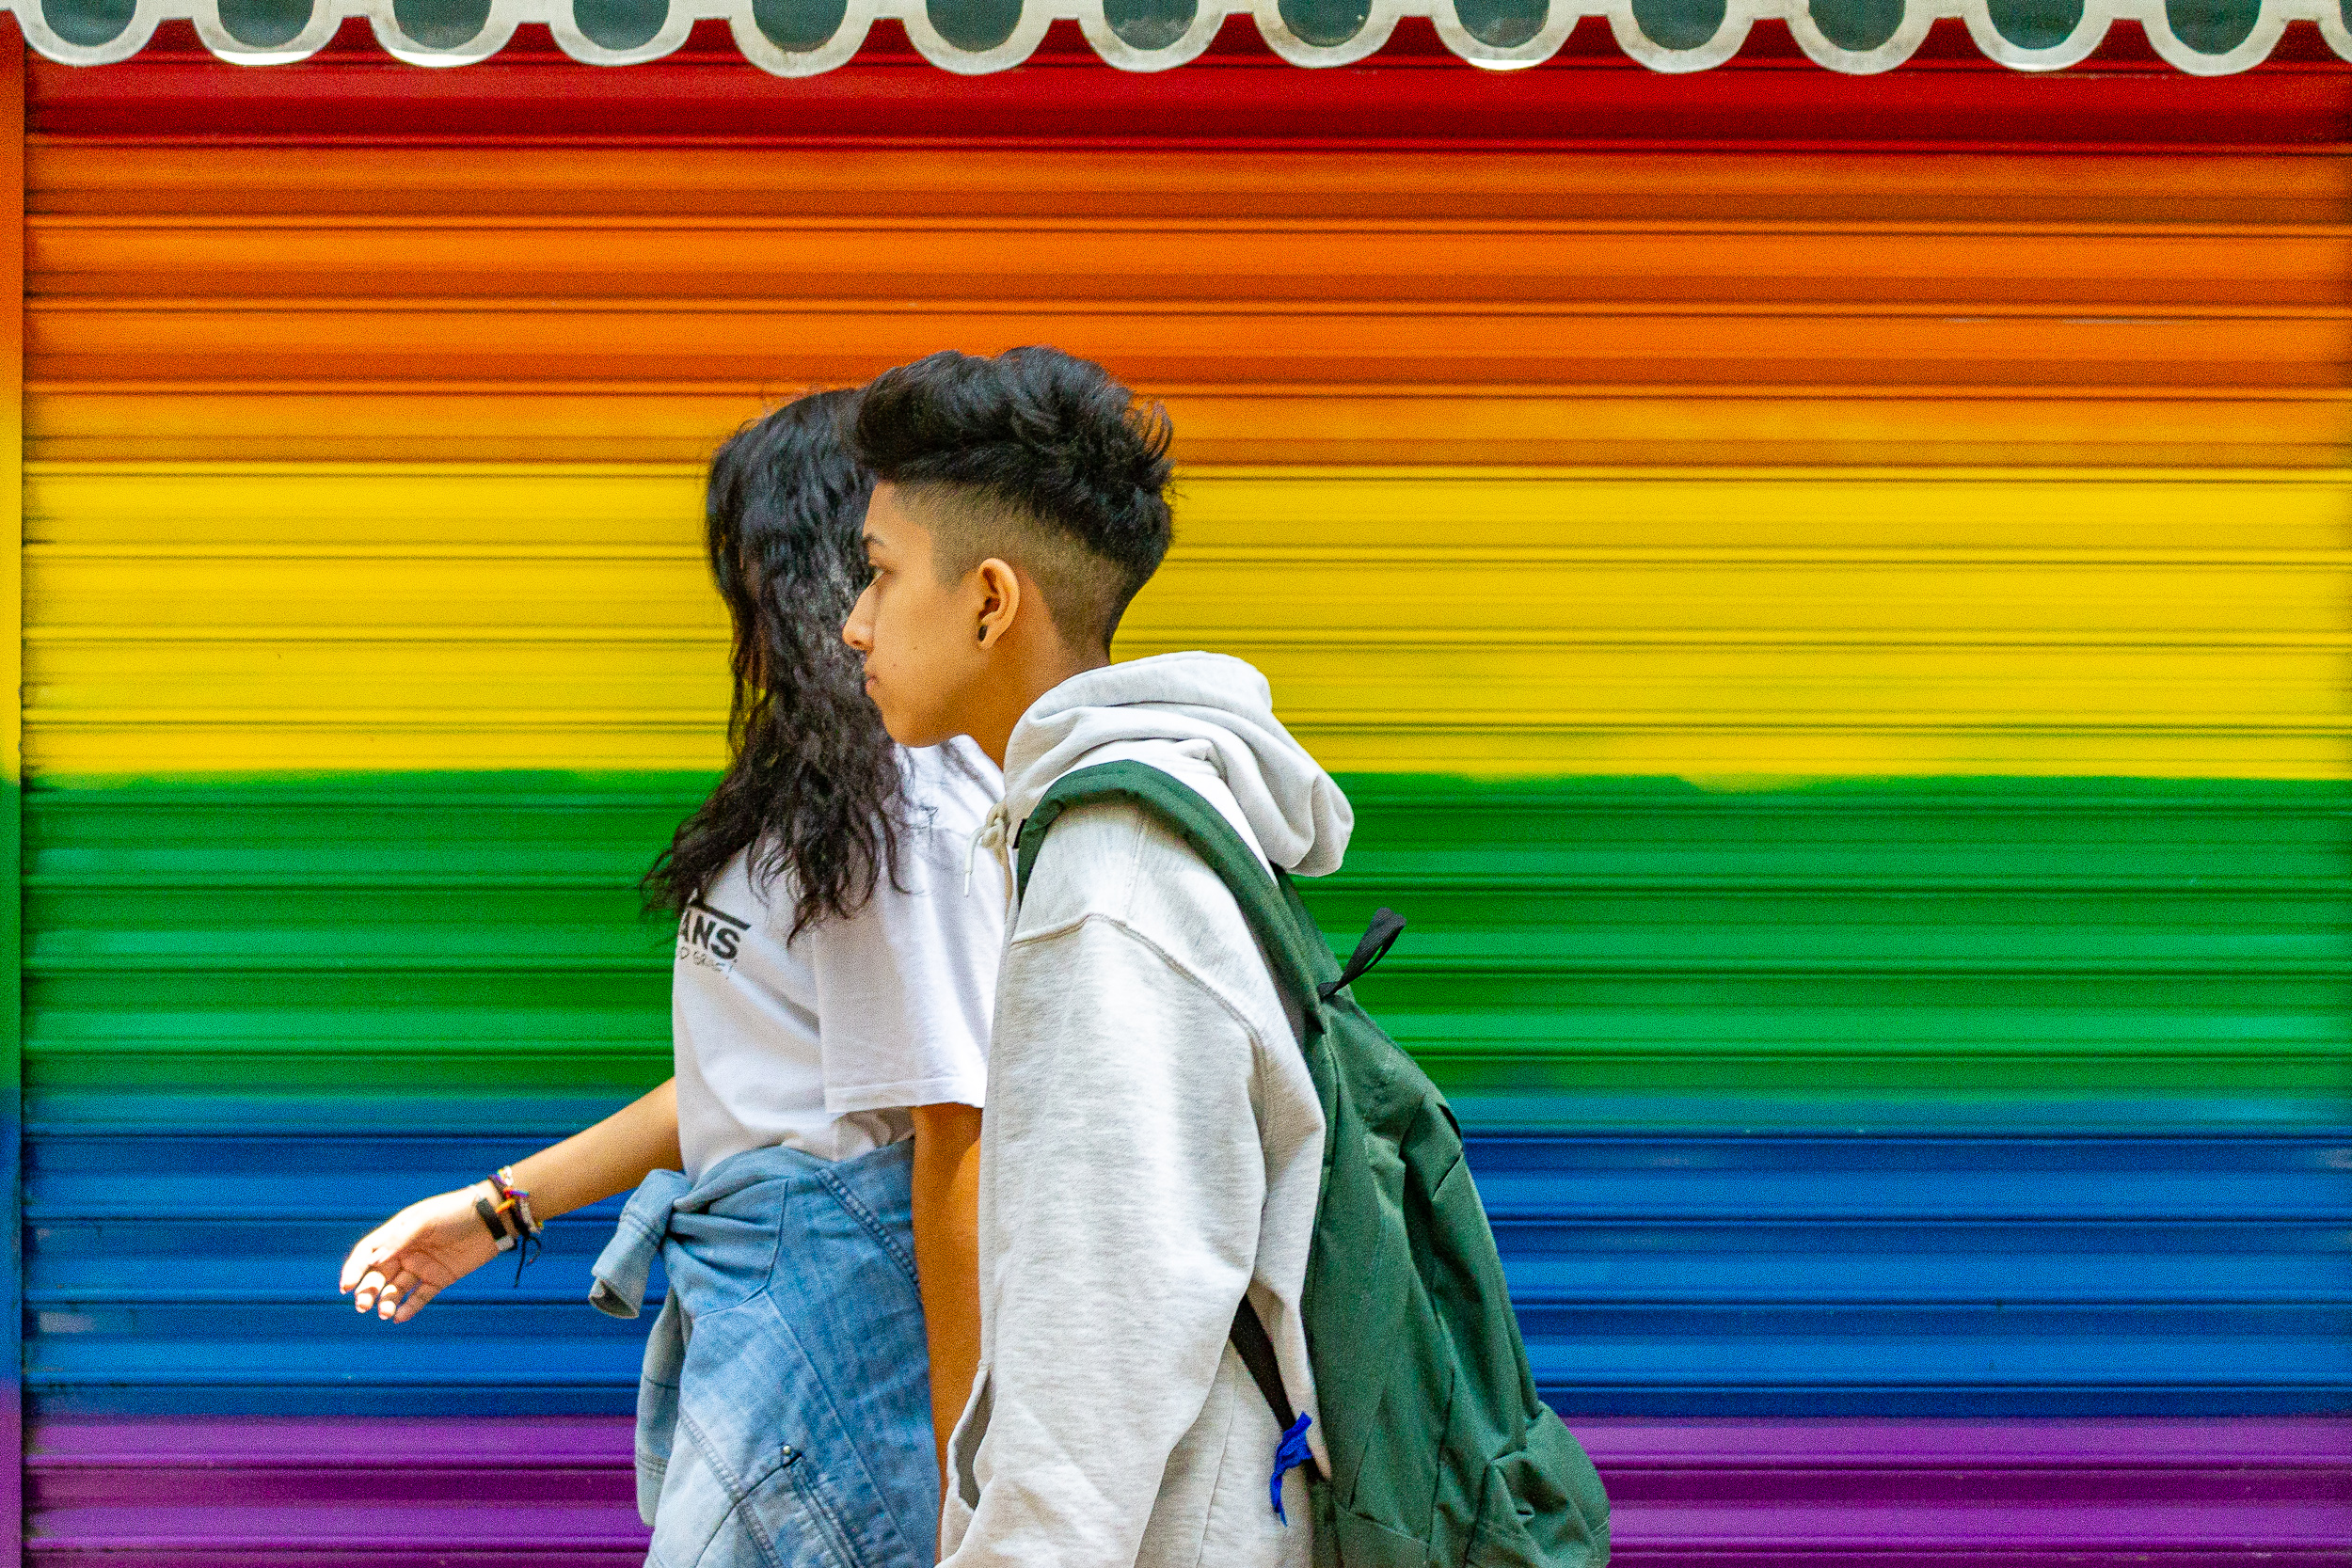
[24,464,2351,780]
[33,463,2349,550]
[25,462,705,546]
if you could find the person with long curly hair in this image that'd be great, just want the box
[339,389,1000,1568]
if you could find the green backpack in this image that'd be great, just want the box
[1015,762,1612,1568]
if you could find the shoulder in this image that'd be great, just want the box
[1016,753,1263,925]
[1014,795,1152,931]
[1014,791,1295,1041]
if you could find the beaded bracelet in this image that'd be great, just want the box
[490,1165,542,1240]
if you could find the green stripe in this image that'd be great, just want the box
[24,773,2348,1133]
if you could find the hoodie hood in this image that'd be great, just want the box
[1000,651,1353,877]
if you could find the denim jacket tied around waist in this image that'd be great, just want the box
[590,1139,940,1568]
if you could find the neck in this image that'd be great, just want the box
[970,640,1109,769]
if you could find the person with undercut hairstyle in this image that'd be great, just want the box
[842,346,1350,1568]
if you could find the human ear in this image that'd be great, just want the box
[974,559,1021,649]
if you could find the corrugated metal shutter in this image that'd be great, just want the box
[17,27,2350,1563]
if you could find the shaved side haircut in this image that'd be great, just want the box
[851,346,1175,650]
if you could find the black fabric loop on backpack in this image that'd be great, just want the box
[1229,1298,1324,1483]
[1318,908,1404,1003]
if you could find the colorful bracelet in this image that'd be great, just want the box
[489,1166,542,1240]
[482,1168,544,1284]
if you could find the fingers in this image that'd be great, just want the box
[339,1231,385,1294]
[392,1277,443,1323]
[341,1210,419,1293]
[342,1187,489,1318]
[355,1266,421,1320]
[351,1265,389,1314]
[340,1191,455,1303]
[378,1269,420,1320]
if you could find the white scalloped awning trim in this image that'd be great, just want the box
[11,0,2344,74]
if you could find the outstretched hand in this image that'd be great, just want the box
[340,1185,503,1323]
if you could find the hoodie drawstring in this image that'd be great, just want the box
[964,800,1011,902]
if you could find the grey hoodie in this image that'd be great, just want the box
[939,652,1352,1568]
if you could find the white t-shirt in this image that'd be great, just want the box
[672,738,1005,1180]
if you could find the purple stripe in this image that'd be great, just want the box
[1608,1502,2352,1549]
[30,1418,650,1559]
[35,1507,644,1549]
[36,1416,2349,1466]
[34,1499,2350,1552]
[32,1560,649,1568]
[27,1417,2352,1560]
[33,1560,650,1568]
[1602,1558,2352,1568]
[1575,1416,2352,1466]
[42,1560,2346,1568]
[29,1417,635,1465]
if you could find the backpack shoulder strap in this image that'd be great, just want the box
[1013,760,1328,1028]
[1012,759,1329,1466]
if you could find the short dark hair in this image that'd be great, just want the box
[852,346,1174,649]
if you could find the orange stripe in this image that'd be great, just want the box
[29,144,2352,227]
[29,221,2348,309]
[30,142,2337,468]
[28,306,2341,389]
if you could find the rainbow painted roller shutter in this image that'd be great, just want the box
[19,28,2352,1563]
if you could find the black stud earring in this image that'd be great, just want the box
[977,625,988,643]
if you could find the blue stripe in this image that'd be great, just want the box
[29,1132,2350,1419]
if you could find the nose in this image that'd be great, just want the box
[842,583,875,654]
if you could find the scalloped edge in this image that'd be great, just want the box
[12,0,2345,74]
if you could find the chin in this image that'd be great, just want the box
[878,709,947,750]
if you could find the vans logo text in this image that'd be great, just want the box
[678,899,750,974]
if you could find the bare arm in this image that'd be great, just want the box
[340,1077,681,1323]
[504,1076,683,1219]
[910,1101,984,1492]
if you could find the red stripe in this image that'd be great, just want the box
[29,18,2352,146]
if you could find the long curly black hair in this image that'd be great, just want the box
[642,390,905,937]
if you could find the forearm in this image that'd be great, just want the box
[342,1078,678,1323]
[504,1077,681,1220]
[911,1100,984,1488]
